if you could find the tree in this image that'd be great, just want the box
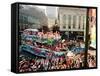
[52,25,60,33]
[42,26,49,33]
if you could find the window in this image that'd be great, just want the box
[73,15,76,28]
[78,16,81,29]
[63,25,66,29]
[68,15,71,29]
[63,14,66,26]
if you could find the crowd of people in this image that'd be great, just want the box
[22,29,85,52]
[37,31,61,40]
[87,53,96,67]
[19,53,85,72]
[19,53,96,72]
[19,28,94,72]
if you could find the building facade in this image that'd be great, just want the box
[58,7,87,41]
[88,9,96,49]
[19,5,48,31]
